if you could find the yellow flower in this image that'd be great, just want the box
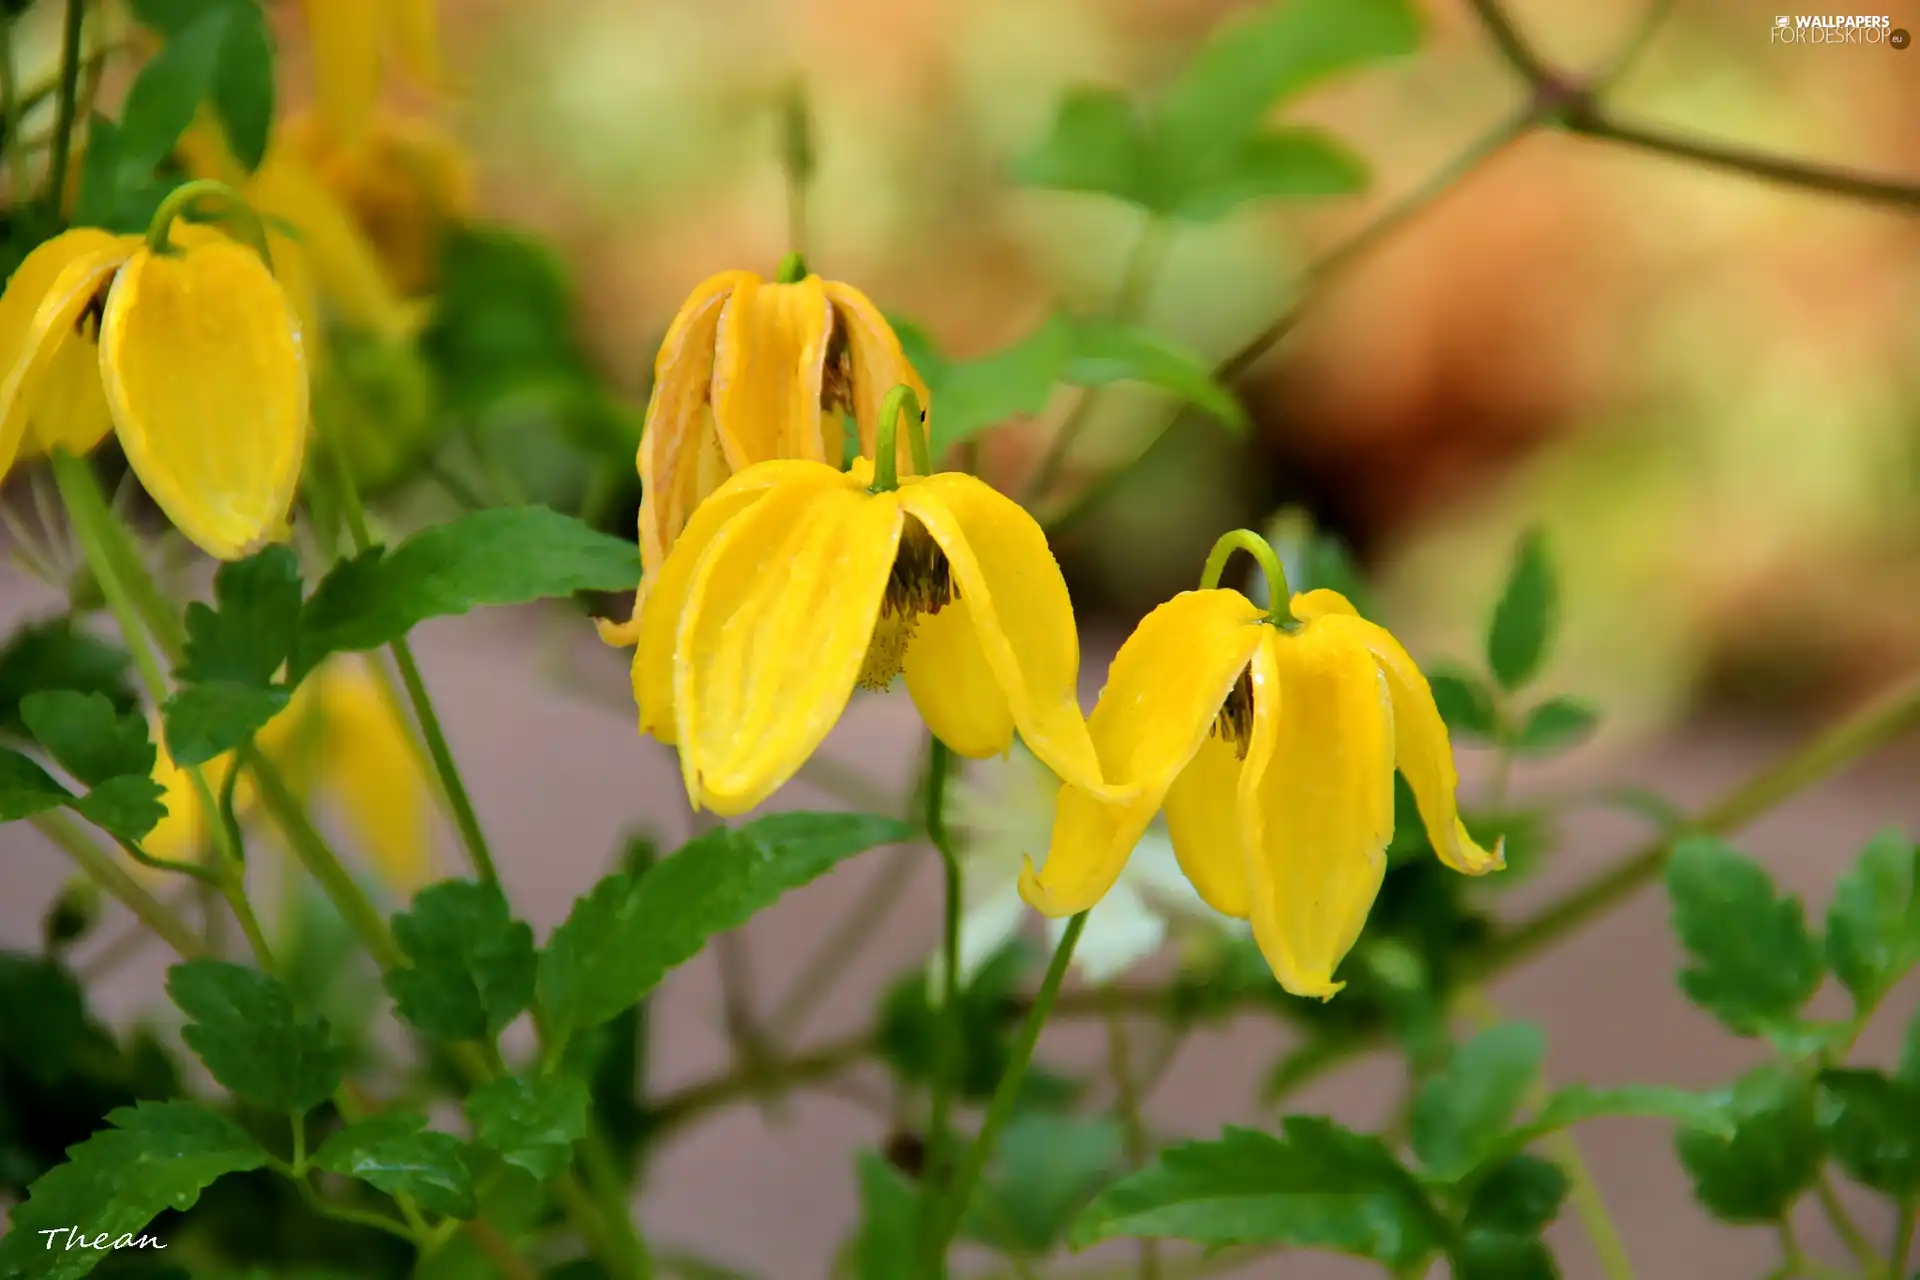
[299,0,442,147]
[629,267,932,596]
[148,661,434,895]
[632,455,1116,817]
[1019,585,1503,999]
[0,225,308,560]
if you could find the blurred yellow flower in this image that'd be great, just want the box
[1020,586,1502,999]
[632,455,1113,817]
[148,662,434,895]
[0,225,307,560]
[299,0,442,146]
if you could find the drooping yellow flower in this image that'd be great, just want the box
[628,266,932,598]
[299,0,443,147]
[147,661,434,894]
[1019,573,1503,999]
[0,224,308,560]
[630,453,1118,817]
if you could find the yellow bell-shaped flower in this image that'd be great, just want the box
[0,218,308,560]
[299,0,442,147]
[1020,537,1503,999]
[632,436,1118,817]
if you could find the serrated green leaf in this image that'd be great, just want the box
[1161,127,1367,221]
[1068,1120,1441,1267]
[1519,1084,1730,1146]
[1511,697,1599,757]
[1486,528,1557,691]
[71,773,168,842]
[538,811,912,1039]
[1675,1064,1821,1223]
[116,8,230,179]
[162,681,290,766]
[465,1074,590,1183]
[897,316,1075,456]
[0,1100,267,1280]
[167,960,343,1113]
[1063,318,1246,430]
[384,880,536,1042]
[1410,1022,1543,1178]
[853,1152,921,1280]
[1665,837,1823,1035]
[1819,1069,1920,1195]
[1427,664,1496,741]
[313,1113,476,1220]
[1014,86,1151,206]
[964,1114,1124,1255]
[297,507,639,673]
[0,747,73,821]
[1824,828,1920,1008]
[180,545,304,688]
[0,617,135,736]
[21,690,156,786]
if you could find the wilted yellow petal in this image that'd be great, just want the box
[318,664,433,894]
[0,230,132,479]
[902,595,1016,757]
[301,0,382,144]
[1018,588,1264,916]
[711,276,832,468]
[1333,613,1503,876]
[674,469,901,815]
[1162,733,1251,918]
[821,281,932,475]
[1242,623,1396,999]
[100,237,309,560]
[899,473,1115,805]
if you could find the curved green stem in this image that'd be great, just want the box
[1199,529,1292,622]
[870,384,929,491]
[144,178,276,265]
[1813,1174,1877,1273]
[113,836,223,887]
[34,812,206,958]
[774,250,808,284]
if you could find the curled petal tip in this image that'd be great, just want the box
[596,613,641,648]
[1284,977,1345,1002]
[1015,855,1066,917]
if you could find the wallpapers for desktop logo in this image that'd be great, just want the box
[1771,14,1908,45]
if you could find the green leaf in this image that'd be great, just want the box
[71,773,169,842]
[1463,1155,1568,1235]
[1515,1084,1730,1148]
[1665,837,1823,1035]
[0,954,89,1085]
[1062,318,1246,431]
[1161,127,1367,221]
[1824,828,1920,1008]
[1485,528,1557,691]
[384,880,537,1042]
[21,689,156,786]
[1014,86,1151,206]
[1675,1064,1822,1223]
[465,1074,590,1184]
[898,316,1075,456]
[0,1100,267,1280]
[852,1153,922,1280]
[538,811,912,1039]
[210,1,274,170]
[180,545,304,687]
[1410,1022,1543,1179]
[1511,697,1599,757]
[312,1113,477,1220]
[1452,1232,1558,1280]
[167,960,343,1113]
[0,747,73,821]
[878,940,1035,1101]
[297,507,639,672]
[0,617,135,736]
[1427,664,1497,741]
[964,1114,1124,1254]
[1902,1006,1920,1087]
[1068,1119,1442,1267]
[162,681,291,766]
[1819,1069,1920,1195]
[116,8,230,180]
[1151,0,1418,191]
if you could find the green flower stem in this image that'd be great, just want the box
[871,384,930,492]
[920,736,963,1245]
[929,911,1088,1265]
[0,17,34,199]
[1102,985,1162,1280]
[1889,1197,1915,1280]
[1199,528,1293,623]
[1813,1174,1878,1274]
[143,178,275,265]
[41,0,82,220]
[33,812,206,958]
[319,421,502,888]
[774,250,808,285]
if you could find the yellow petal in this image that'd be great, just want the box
[674,470,901,815]
[1162,733,1251,918]
[100,238,309,560]
[1018,588,1265,916]
[627,459,827,732]
[1289,588,1360,621]
[319,664,434,894]
[245,142,412,343]
[1242,621,1396,999]
[899,473,1115,801]
[302,0,382,144]
[902,594,1015,757]
[821,280,932,475]
[387,0,443,89]
[0,231,133,480]
[146,735,208,868]
[637,271,751,580]
[711,276,832,470]
[23,333,114,459]
[1331,613,1504,876]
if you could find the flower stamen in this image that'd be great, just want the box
[1211,664,1254,759]
[858,519,959,690]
